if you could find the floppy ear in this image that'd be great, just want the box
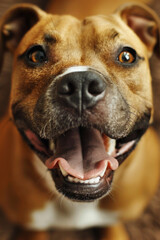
[0,4,46,70]
[116,3,160,58]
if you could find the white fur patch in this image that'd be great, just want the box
[26,199,119,230]
[55,66,91,80]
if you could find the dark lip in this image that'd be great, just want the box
[51,168,113,202]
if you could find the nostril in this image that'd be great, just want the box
[58,82,75,95]
[88,80,106,96]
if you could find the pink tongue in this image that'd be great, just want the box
[45,128,118,179]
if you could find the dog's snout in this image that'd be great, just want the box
[57,71,106,113]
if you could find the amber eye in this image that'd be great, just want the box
[29,50,46,63]
[27,46,47,65]
[118,50,136,64]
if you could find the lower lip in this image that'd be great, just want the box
[50,168,113,201]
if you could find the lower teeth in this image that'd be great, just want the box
[67,175,101,184]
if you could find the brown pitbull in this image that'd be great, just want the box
[0,2,160,240]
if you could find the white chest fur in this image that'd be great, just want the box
[26,199,119,230]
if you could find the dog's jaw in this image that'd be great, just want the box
[23,123,140,201]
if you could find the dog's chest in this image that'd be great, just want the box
[26,199,119,230]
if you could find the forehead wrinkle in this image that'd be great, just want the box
[44,33,57,44]
[108,29,119,40]
[82,16,120,42]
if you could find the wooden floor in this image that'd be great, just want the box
[0,0,160,239]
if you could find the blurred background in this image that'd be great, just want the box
[0,0,160,239]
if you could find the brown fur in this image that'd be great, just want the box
[0,1,160,240]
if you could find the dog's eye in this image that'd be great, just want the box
[118,48,136,64]
[118,51,135,64]
[26,46,47,65]
[29,51,46,63]
[29,50,46,64]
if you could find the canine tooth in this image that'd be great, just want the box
[108,139,116,155]
[59,164,68,177]
[49,139,55,151]
[100,165,108,177]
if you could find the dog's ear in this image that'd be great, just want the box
[0,4,46,69]
[116,3,160,58]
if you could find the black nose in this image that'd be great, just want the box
[57,70,106,113]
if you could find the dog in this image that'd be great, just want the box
[0,2,160,240]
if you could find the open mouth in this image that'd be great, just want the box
[24,126,139,201]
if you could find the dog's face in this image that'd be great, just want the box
[1,3,159,201]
